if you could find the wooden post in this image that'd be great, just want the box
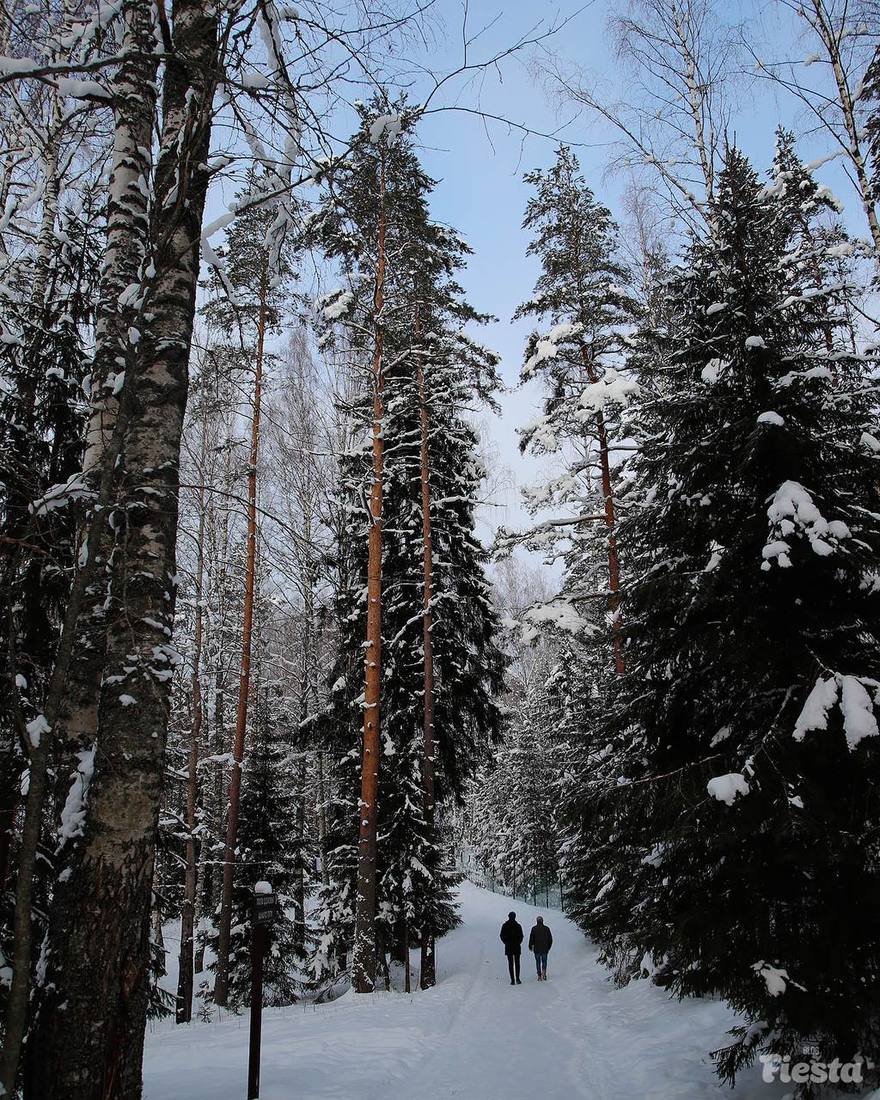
[404,922,411,993]
[247,923,266,1100]
[248,886,275,1100]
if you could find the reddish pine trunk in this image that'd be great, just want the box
[213,276,268,1006]
[352,154,386,995]
[293,549,315,955]
[404,920,411,993]
[176,476,206,1023]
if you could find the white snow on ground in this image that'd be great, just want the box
[144,882,790,1100]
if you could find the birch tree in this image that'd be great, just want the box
[541,0,736,232]
[746,0,880,258]
[26,0,221,1092]
[0,0,152,1085]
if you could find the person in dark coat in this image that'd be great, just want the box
[528,915,553,980]
[499,911,524,985]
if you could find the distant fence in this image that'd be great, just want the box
[456,845,565,912]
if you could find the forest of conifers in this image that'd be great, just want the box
[0,0,879,1097]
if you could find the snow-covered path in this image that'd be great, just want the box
[143,882,783,1100]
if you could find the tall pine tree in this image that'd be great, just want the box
[510,146,640,675]
[308,100,504,990]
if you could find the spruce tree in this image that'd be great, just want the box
[210,622,299,1010]
[0,185,102,1019]
[573,146,880,1089]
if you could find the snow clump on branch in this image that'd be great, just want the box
[706,773,750,806]
[369,113,402,145]
[317,289,354,321]
[793,674,879,751]
[521,322,583,379]
[577,368,639,414]
[761,480,850,568]
[520,598,595,644]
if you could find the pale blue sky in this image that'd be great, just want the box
[380,0,869,545]
[204,0,868,571]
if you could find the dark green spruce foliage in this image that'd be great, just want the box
[566,146,880,1086]
[469,628,562,901]
[310,102,504,983]
[863,43,880,220]
[214,675,300,1009]
[0,186,103,1004]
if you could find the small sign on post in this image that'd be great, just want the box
[253,890,277,927]
[247,882,275,1100]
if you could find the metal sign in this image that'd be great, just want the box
[253,892,276,926]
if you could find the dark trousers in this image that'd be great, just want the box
[534,951,548,976]
[507,951,521,982]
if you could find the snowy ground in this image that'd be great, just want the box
[144,881,794,1100]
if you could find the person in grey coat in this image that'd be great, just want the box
[528,916,553,980]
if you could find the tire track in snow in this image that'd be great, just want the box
[363,927,489,1100]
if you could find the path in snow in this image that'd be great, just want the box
[144,882,787,1100]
